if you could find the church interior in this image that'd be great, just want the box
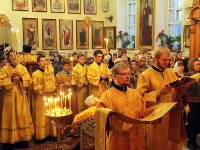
[0,0,200,150]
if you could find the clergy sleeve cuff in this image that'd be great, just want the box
[156,90,161,99]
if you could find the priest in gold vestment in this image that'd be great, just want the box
[32,55,56,141]
[55,58,79,136]
[87,50,112,98]
[137,47,188,150]
[0,50,34,149]
[72,53,89,113]
[97,63,150,150]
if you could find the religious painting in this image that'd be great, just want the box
[50,0,65,13]
[22,18,39,50]
[104,26,116,49]
[42,19,57,50]
[59,19,73,50]
[183,25,191,47]
[84,0,97,14]
[92,21,104,49]
[76,20,89,49]
[68,0,81,14]
[32,0,47,12]
[12,0,29,11]
[138,0,154,49]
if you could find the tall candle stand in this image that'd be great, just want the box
[44,92,72,150]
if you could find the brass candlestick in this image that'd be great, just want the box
[45,111,72,150]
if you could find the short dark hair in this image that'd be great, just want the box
[72,52,77,56]
[0,55,5,62]
[93,49,103,56]
[176,51,182,55]
[77,53,85,59]
[6,50,14,60]
[113,53,117,57]
[61,58,70,65]
[37,55,46,62]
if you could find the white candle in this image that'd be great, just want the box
[48,98,50,110]
[65,96,67,108]
[60,95,63,108]
[44,97,46,110]
[54,98,57,109]
[68,94,71,111]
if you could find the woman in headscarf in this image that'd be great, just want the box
[130,54,149,89]
[185,58,200,150]
[175,51,188,73]
[174,61,185,78]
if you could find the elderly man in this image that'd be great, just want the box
[137,46,188,150]
[87,49,112,98]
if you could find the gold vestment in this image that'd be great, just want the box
[87,62,112,99]
[72,63,89,113]
[32,69,56,140]
[137,67,187,150]
[0,63,34,144]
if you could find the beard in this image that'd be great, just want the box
[156,60,168,70]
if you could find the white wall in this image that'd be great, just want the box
[0,0,192,58]
[0,0,106,56]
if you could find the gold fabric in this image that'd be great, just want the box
[72,63,89,113]
[55,71,79,135]
[0,63,34,144]
[32,69,56,140]
[137,67,185,150]
[73,106,96,125]
[97,87,146,150]
[18,55,37,64]
[0,67,4,136]
[87,62,112,99]
[95,108,112,150]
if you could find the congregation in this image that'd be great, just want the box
[0,44,200,150]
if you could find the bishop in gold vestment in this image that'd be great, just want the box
[72,54,89,113]
[32,56,56,140]
[87,50,112,99]
[137,47,188,150]
[0,51,34,145]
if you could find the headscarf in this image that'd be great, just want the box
[173,61,184,73]
[187,58,199,75]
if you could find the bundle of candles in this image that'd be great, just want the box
[44,89,72,117]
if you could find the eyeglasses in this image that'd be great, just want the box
[161,59,170,62]
[116,73,131,76]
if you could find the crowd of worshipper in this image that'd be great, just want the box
[0,43,200,150]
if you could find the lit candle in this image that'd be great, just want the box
[48,98,50,110]
[60,95,63,108]
[65,96,67,108]
[104,38,109,55]
[68,94,71,111]
[50,98,52,111]
[54,98,57,109]
[44,97,46,110]
[15,29,19,53]
[11,28,15,53]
